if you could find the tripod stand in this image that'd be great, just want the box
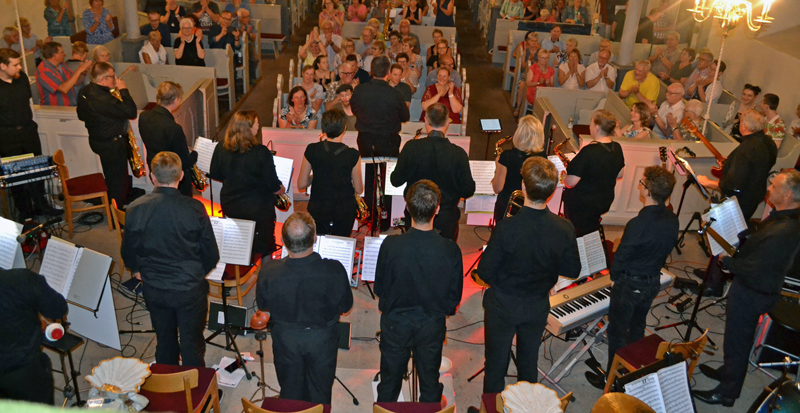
[206,285,252,380]
[248,329,280,402]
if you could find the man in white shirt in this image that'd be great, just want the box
[585,50,617,93]
[587,39,617,66]
[649,83,685,139]
[319,20,342,68]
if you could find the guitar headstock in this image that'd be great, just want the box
[659,146,668,163]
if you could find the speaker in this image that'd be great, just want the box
[338,322,351,350]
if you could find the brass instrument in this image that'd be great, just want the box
[266,141,292,212]
[190,164,208,192]
[469,269,490,288]
[504,189,524,218]
[110,89,146,178]
[494,135,513,155]
[355,192,369,221]
[382,7,392,39]
[553,138,572,167]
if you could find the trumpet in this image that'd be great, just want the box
[110,89,146,178]
[494,135,513,156]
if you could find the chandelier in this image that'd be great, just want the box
[688,0,775,31]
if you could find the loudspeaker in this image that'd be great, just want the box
[338,322,351,350]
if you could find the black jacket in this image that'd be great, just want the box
[76,83,138,142]
[350,79,409,135]
[138,105,192,171]
[719,131,777,220]
[611,203,679,281]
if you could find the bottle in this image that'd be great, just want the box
[568,116,574,130]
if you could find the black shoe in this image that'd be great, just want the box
[699,364,721,381]
[693,389,734,406]
[585,371,606,390]
[36,206,64,217]
[217,389,224,403]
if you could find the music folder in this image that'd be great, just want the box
[0,216,25,270]
[701,197,747,256]
[39,237,113,312]
[623,361,695,413]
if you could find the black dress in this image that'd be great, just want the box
[562,141,625,236]
[209,144,283,256]
[174,36,205,67]
[493,148,543,223]
[304,140,360,236]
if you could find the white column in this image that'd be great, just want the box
[617,0,644,66]
[123,0,142,40]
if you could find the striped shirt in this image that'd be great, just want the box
[36,59,77,106]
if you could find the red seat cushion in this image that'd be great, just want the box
[260,33,286,40]
[482,393,500,413]
[374,402,444,413]
[498,46,507,52]
[65,173,108,196]
[616,334,666,369]
[139,364,217,413]
[261,398,331,413]
[222,253,262,281]
[217,78,229,87]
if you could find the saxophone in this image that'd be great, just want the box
[110,89,146,178]
[355,192,369,221]
[494,135,513,155]
[190,164,208,192]
[553,138,572,167]
[266,142,292,211]
[383,6,392,39]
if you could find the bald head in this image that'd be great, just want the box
[282,212,316,254]
[666,83,685,105]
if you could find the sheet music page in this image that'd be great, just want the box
[547,156,567,187]
[465,195,497,214]
[39,237,79,297]
[318,235,356,282]
[702,197,747,256]
[657,361,694,413]
[384,161,406,196]
[194,137,218,173]
[624,372,667,413]
[219,218,255,265]
[0,217,21,270]
[206,261,226,281]
[63,248,84,302]
[280,237,321,259]
[273,156,294,190]
[581,231,607,275]
[210,217,225,253]
[469,160,496,195]
[361,236,386,282]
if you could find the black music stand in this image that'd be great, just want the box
[43,331,86,407]
[668,151,711,256]
[480,119,502,160]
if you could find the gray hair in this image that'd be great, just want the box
[783,169,800,203]
[740,109,767,133]
[684,99,704,118]
[282,212,316,253]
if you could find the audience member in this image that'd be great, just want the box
[555,37,579,67]
[726,83,761,141]
[433,0,455,26]
[331,84,357,131]
[2,27,19,50]
[208,10,241,51]
[15,18,48,64]
[541,25,565,55]
[141,10,171,48]
[162,0,188,33]
[500,0,525,21]
[234,8,259,82]
[44,0,75,37]
[425,54,461,87]
[619,59,659,108]
[279,86,318,129]
[697,60,725,104]
[651,0,675,44]
[398,19,420,50]
[320,0,345,35]
[319,21,343,68]
[363,40,386,72]
[174,17,205,66]
[140,31,168,64]
[659,47,694,85]
[349,0,369,22]
[367,18,383,41]
[401,36,423,76]
[192,0,221,32]
[421,67,463,124]
[299,30,327,68]
[612,1,627,41]
[585,49,617,93]
[387,30,403,61]
[90,44,110,63]
[669,99,703,141]
[345,54,370,84]
[356,26,376,58]
[617,102,652,139]
[36,42,92,106]
[426,29,445,67]
[522,1,540,20]
[551,0,566,23]
[369,0,389,20]
[518,49,554,116]
[325,62,360,111]
[224,0,249,16]
[558,49,585,90]
[588,39,616,65]
[534,8,556,22]
[83,0,115,44]
[333,38,362,69]
[649,31,680,75]
[395,53,419,94]
[430,40,451,70]
[300,65,324,112]
[761,93,786,148]
[65,41,89,73]
[684,50,713,99]
[314,55,334,86]
[388,63,412,107]
[649,82,685,139]
[562,0,588,23]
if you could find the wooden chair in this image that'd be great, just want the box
[109,199,128,282]
[591,393,656,412]
[479,389,572,413]
[139,364,220,413]
[208,254,262,307]
[52,149,113,238]
[373,402,454,413]
[604,330,709,393]
[242,397,326,413]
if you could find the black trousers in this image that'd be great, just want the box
[88,136,131,208]
[308,200,357,237]
[563,201,602,237]
[0,353,54,405]
[142,282,209,367]
[272,322,339,405]
[483,288,549,394]
[358,132,400,232]
[377,308,446,403]
[718,281,778,400]
[403,205,461,242]
[606,275,661,372]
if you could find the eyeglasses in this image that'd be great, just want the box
[103,74,116,80]
[221,17,232,21]
[639,179,648,189]
[180,27,193,30]
[341,71,355,76]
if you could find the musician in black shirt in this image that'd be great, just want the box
[697,109,778,221]
[139,81,194,196]
[375,180,463,403]
[491,115,545,223]
[122,151,220,367]
[477,157,582,393]
[695,170,800,407]
[257,212,353,404]
[209,111,285,257]
[298,109,363,236]
[586,166,678,388]
[562,110,625,236]
[391,103,475,241]
[76,62,138,208]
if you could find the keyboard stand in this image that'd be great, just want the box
[544,315,607,385]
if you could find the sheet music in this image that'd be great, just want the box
[194,137,218,173]
[280,237,321,259]
[658,362,694,413]
[39,237,80,297]
[361,236,386,282]
[206,261,225,281]
[465,195,497,214]
[210,217,256,265]
[547,155,567,187]
[273,156,294,190]
[624,373,667,413]
[702,197,747,256]
[210,217,224,253]
[577,231,607,278]
[384,161,406,197]
[469,160,496,195]
[0,217,21,269]
[318,235,356,282]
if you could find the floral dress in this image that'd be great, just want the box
[280,106,317,128]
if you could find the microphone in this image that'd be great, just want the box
[17,218,61,244]
[681,146,696,157]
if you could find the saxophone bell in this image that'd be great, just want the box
[494,135,513,156]
[355,193,369,222]
[110,89,146,178]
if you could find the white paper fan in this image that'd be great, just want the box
[85,357,151,393]
[501,381,562,413]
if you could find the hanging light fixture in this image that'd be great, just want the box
[687,0,776,31]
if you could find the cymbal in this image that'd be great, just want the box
[591,393,656,413]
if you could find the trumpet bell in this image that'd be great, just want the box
[276,194,292,212]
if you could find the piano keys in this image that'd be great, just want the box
[546,268,676,336]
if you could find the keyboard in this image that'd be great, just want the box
[546,269,676,336]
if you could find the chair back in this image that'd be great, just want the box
[656,329,709,380]
[142,369,199,413]
[52,150,70,195]
[373,404,454,413]
[243,397,324,413]
[111,199,126,243]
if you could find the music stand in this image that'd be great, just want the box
[480,119,502,160]
[668,152,711,256]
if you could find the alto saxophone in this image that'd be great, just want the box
[382,7,392,39]
[355,191,369,222]
[553,138,572,167]
[266,142,292,211]
[190,164,208,192]
[494,135,513,155]
[110,89,146,178]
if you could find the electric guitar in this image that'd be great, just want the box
[659,146,674,211]
[681,118,725,178]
